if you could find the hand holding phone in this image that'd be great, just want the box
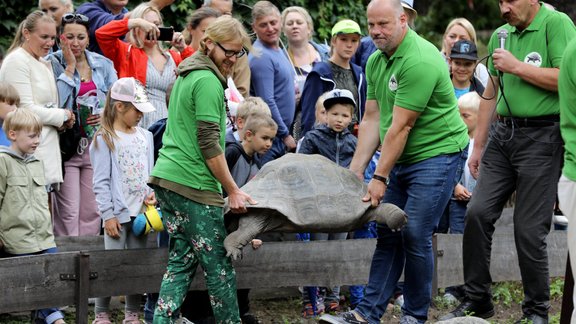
[157,26,174,41]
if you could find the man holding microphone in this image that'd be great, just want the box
[441,1,575,323]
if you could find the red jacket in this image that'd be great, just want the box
[96,18,192,84]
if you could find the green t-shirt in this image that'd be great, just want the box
[559,38,576,181]
[487,4,576,117]
[366,29,468,164]
[151,69,226,194]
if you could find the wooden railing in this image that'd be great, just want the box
[0,229,568,324]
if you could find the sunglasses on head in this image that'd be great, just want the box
[62,13,89,25]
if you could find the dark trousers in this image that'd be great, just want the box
[463,122,563,317]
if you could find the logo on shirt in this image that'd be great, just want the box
[389,74,398,91]
[524,52,542,67]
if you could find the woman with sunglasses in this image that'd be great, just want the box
[46,13,117,238]
[96,2,191,129]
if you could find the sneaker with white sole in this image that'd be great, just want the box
[123,311,141,324]
[92,312,112,324]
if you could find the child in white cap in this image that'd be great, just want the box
[90,77,157,324]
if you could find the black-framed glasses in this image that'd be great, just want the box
[215,42,246,58]
[62,13,89,26]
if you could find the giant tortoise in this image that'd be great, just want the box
[224,153,408,260]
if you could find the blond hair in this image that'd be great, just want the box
[441,18,477,54]
[243,113,277,136]
[237,97,271,120]
[281,6,314,41]
[128,3,163,49]
[0,82,20,106]
[92,91,127,152]
[458,92,481,112]
[9,11,55,53]
[3,108,42,137]
[200,15,252,54]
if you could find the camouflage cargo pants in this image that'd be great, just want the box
[153,187,240,324]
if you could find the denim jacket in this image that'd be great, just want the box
[47,50,117,109]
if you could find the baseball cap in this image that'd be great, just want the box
[450,40,478,61]
[402,0,417,15]
[110,77,156,113]
[323,89,357,110]
[331,20,362,37]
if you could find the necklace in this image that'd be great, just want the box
[288,45,315,76]
[77,59,92,83]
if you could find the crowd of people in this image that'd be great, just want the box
[0,0,575,323]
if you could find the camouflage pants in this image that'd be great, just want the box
[153,187,240,324]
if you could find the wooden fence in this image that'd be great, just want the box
[0,228,568,324]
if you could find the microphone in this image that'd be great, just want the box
[497,29,508,49]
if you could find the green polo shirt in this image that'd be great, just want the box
[559,39,576,181]
[151,69,226,194]
[366,29,468,165]
[487,4,576,117]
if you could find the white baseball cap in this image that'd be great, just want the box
[110,77,156,113]
[323,89,357,110]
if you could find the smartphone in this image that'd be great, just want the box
[157,26,174,41]
[148,26,174,41]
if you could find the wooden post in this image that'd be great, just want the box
[560,253,573,324]
[76,252,90,324]
[432,234,438,298]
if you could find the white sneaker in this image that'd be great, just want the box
[394,295,404,307]
[554,215,569,226]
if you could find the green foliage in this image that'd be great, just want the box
[492,281,524,307]
[234,0,367,44]
[550,277,564,300]
[416,0,501,49]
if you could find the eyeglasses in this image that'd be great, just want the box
[215,42,246,58]
[62,13,89,25]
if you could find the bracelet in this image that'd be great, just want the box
[372,174,390,186]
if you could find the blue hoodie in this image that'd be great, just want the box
[77,0,128,54]
[299,62,366,136]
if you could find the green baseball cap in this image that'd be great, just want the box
[331,19,362,37]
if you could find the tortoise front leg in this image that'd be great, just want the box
[224,214,268,260]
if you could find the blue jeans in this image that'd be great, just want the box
[355,150,466,323]
[437,199,468,234]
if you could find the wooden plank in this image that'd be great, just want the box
[435,231,568,288]
[85,239,377,297]
[0,252,78,313]
[55,235,157,252]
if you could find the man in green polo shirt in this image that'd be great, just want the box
[441,1,576,323]
[322,0,468,323]
[558,38,576,324]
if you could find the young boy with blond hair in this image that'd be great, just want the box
[0,108,66,324]
[224,113,277,323]
[226,96,272,143]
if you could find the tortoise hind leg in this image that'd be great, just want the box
[224,214,268,260]
[362,203,407,231]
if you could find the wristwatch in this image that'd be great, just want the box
[372,174,390,186]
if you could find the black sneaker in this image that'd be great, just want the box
[438,298,495,321]
[319,311,368,324]
[514,314,548,324]
[241,313,260,324]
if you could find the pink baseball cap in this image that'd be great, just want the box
[110,77,156,113]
